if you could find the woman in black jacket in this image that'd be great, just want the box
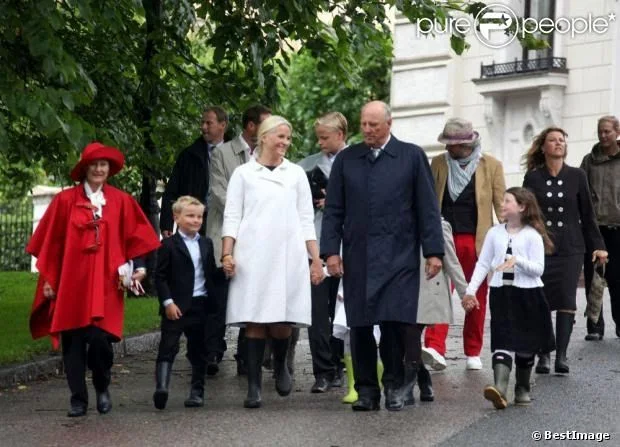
[522,127,607,374]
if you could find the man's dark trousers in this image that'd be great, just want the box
[308,276,341,379]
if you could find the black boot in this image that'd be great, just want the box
[244,338,266,408]
[484,353,512,410]
[184,365,205,407]
[287,328,300,375]
[417,364,434,402]
[401,361,419,407]
[67,393,88,418]
[555,312,574,374]
[235,328,248,376]
[153,361,172,410]
[535,353,550,374]
[514,366,532,405]
[272,337,292,396]
[93,369,112,414]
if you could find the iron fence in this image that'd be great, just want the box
[0,198,33,271]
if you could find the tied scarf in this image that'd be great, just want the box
[445,142,482,201]
[84,182,106,218]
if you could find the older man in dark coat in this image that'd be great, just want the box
[321,101,444,411]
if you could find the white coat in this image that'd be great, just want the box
[222,157,316,327]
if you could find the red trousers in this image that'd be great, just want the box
[424,233,488,357]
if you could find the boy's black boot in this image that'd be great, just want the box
[184,365,205,407]
[153,361,172,410]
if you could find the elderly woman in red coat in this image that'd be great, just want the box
[27,142,160,417]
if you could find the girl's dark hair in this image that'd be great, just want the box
[506,186,554,254]
[522,127,568,172]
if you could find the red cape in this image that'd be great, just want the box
[26,184,161,348]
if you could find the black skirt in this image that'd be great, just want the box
[489,286,555,353]
[542,254,583,311]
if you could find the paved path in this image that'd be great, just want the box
[1,289,618,446]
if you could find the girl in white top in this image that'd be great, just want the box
[462,187,555,410]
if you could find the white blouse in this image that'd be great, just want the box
[466,223,545,296]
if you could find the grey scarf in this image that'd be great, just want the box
[445,142,482,201]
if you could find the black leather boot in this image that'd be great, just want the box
[244,338,266,408]
[272,337,292,396]
[93,370,112,414]
[535,353,550,374]
[401,361,419,407]
[555,312,574,374]
[384,385,405,411]
[67,392,88,417]
[153,361,172,410]
[184,365,205,407]
[417,363,434,402]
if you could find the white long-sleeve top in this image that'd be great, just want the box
[466,223,545,296]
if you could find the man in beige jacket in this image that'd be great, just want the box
[204,105,271,376]
[422,118,505,371]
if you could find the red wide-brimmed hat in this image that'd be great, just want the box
[70,142,125,182]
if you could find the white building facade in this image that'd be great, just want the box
[391,0,619,186]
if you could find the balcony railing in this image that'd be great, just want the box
[480,57,568,79]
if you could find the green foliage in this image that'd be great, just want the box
[279,34,393,160]
[0,271,160,365]
[1,0,535,198]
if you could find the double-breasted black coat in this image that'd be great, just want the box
[320,135,445,327]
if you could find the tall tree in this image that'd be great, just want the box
[1,1,511,220]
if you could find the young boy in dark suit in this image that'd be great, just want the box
[153,196,223,409]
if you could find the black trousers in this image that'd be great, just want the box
[204,277,229,361]
[157,298,209,367]
[61,326,115,407]
[350,322,409,400]
[308,276,342,378]
[584,226,620,334]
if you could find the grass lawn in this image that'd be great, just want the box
[0,271,161,366]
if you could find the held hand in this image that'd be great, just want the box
[592,250,608,266]
[132,270,146,282]
[313,198,326,209]
[326,255,343,278]
[43,281,56,299]
[162,230,173,239]
[425,256,442,279]
[310,259,325,285]
[222,256,236,278]
[462,295,480,313]
[165,303,183,320]
[495,256,516,272]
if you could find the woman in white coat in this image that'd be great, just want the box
[221,115,324,408]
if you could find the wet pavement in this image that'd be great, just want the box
[1,289,618,446]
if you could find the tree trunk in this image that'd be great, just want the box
[137,0,163,295]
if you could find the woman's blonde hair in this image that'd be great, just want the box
[314,112,348,136]
[522,127,568,172]
[256,115,292,156]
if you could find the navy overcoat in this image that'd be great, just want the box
[320,135,444,326]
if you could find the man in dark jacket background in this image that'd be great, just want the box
[321,101,444,412]
[160,106,228,237]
